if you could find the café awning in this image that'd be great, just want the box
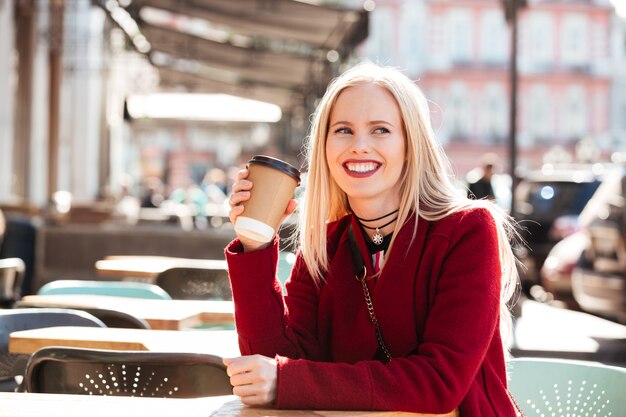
[99,0,369,110]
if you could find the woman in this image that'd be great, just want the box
[224,63,521,416]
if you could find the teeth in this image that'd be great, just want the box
[346,162,378,173]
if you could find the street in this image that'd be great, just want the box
[511,298,626,367]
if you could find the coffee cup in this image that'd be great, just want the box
[234,155,301,243]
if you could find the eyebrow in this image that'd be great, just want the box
[329,120,395,128]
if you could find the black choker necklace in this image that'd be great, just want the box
[354,208,399,223]
[354,209,399,245]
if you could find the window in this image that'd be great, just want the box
[526,84,553,139]
[367,8,395,65]
[447,82,471,138]
[527,12,554,68]
[479,83,507,141]
[561,13,589,67]
[400,1,425,73]
[479,9,508,64]
[447,9,472,64]
[560,86,587,138]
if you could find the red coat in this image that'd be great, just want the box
[225,208,517,416]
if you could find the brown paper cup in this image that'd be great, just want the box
[234,155,301,242]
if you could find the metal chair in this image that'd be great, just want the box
[0,308,106,392]
[507,357,626,416]
[155,267,231,300]
[14,303,150,330]
[24,346,232,398]
[0,258,25,308]
[37,280,172,300]
[74,307,150,329]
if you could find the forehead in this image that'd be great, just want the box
[330,83,401,121]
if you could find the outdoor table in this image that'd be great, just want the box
[95,255,228,281]
[17,294,234,330]
[0,392,453,417]
[9,327,240,357]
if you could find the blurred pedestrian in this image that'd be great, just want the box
[139,177,164,208]
[224,63,521,416]
[468,153,498,201]
[202,167,228,204]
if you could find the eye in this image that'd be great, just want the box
[373,127,390,134]
[334,127,352,134]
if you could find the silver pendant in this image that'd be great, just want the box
[372,228,384,245]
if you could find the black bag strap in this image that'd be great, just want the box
[347,224,367,280]
[347,223,392,362]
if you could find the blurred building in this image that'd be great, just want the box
[349,0,623,175]
[0,0,369,207]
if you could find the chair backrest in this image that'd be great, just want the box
[0,258,25,307]
[508,358,626,416]
[77,307,150,329]
[277,251,296,286]
[155,267,231,300]
[37,280,172,300]
[25,347,232,398]
[0,308,105,386]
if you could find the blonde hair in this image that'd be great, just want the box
[299,62,519,338]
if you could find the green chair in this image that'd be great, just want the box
[37,280,172,300]
[507,357,626,416]
[277,251,296,287]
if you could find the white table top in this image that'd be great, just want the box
[0,393,444,417]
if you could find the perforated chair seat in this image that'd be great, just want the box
[25,347,232,398]
[0,309,105,391]
[37,280,172,300]
[508,358,626,416]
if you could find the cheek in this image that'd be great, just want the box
[325,142,342,168]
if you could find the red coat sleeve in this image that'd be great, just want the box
[224,236,325,360]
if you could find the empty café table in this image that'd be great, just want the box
[95,256,227,281]
[0,392,453,417]
[9,327,240,357]
[16,294,234,330]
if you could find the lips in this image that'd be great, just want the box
[343,160,381,178]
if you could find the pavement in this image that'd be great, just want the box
[510,298,626,367]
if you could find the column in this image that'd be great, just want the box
[0,0,15,201]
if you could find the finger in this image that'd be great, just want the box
[232,384,258,397]
[229,191,250,207]
[235,168,249,181]
[228,205,244,226]
[239,394,272,406]
[230,371,261,387]
[285,199,297,216]
[224,356,254,376]
[231,180,253,194]
[278,199,297,225]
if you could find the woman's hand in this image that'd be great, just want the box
[223,355,278,406]
[228,167,297,252]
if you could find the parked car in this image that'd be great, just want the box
[513,164,604,293]
[572,165,626,324]
[539,230,587,308]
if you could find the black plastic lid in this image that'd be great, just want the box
[249,155,301,185]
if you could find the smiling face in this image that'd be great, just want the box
[325,82,406,213]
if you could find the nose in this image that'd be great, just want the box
[351,132,370,154]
